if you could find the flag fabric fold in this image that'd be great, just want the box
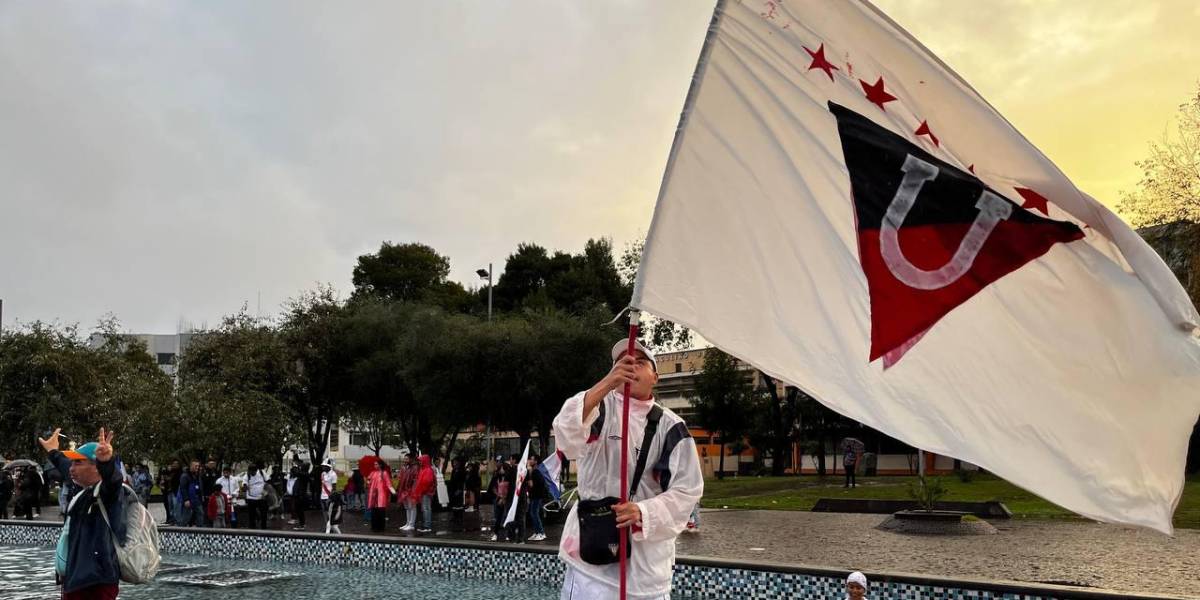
[538,449,565,503]
[632,0,1200,533]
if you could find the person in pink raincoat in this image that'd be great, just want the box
[366,461,395,533]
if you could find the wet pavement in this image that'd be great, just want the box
[15,503,1200,597]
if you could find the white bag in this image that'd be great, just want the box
[98,484,162,584]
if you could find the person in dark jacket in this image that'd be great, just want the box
[348,467,365,511]
[177,460,204,527]
[200,460,219,512]
[0,468,13,519]
[291,463,310,530]
[41,427,126,600]
[15,466,42,520]
[525,453,548,541]
[159,461,180,525]
[503,454,526,543]
[464,461,481,513]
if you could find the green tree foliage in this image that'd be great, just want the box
[0,321,173,462]
[1119,83,1200,227]
[174,309,299,466]
[493,239,627,315]
[339,298,412,457]
[279,286,352,468]
[691,348,752,479]
[750,373,804,476]
[352,242,476,311]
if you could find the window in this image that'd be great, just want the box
[349,432,371,447]
[675,362,682,373]
[156,353,176,366]
[329,427,339,448]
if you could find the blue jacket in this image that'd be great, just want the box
[178,471,202,507]
[50,450,127,594]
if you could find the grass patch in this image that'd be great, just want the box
[701,474,1200,529]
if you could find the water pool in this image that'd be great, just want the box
[0,546,558,599]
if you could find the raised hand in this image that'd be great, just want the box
[603,355,639,393]
[95,427,114,462]
[38,428,61,453]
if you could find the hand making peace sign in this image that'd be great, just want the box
[95,427,114,462]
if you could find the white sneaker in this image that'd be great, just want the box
[489,534,498,541]
[464,507,475,513]
[399,525,414,531]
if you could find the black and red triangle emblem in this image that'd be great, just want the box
[829,103,1084,364]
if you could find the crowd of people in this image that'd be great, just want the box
[3,449,563,546]
[0,463,44,520]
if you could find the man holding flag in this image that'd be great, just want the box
[552,340,703,600]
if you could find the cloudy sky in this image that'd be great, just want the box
[1,1,1197,333]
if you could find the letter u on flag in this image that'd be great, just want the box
[633,0,1200,533]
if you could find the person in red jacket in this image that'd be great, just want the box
[205,483,231,528]
[396,456,418,532]
[412,455,436,533]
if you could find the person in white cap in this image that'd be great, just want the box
[553,339,704,600]
[319,458,338,517]
[846,571,869,600]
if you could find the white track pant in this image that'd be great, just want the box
[559,567,671,600]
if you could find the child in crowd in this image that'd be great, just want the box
[326,491,344,534]
[846,571,868,600]
[206,483,230,528]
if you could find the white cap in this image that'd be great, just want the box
[611,339,658,372]
[847,571,868,589]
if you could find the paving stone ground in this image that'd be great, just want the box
[17,503,1200,597]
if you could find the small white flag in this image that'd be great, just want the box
[504,440,532,527]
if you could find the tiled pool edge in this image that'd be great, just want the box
[1,520,1188,600]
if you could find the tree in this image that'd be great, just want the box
[1118,83,1200,227]
[0,321,174,463]
[795,389,856,477]
[493,238,632,317]
[753,373,803,476]
[352,241,475,311]
[691,348,752,479]
[87,324,178,464]
[174,308,299,466]
[340,298,412,457]
[279,286,353,469]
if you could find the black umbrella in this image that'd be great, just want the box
[2,459,38,470]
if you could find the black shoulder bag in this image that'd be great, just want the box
[577,404,663,565]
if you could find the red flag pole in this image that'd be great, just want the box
[619,308,641,600]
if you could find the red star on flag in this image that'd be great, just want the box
[1015,187,1051,215]
[914,120,939,147]
[859,76,897,111]
[804,43,839,82]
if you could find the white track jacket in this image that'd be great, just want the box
[553,389,704,599]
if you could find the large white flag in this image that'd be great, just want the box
[633,0,1200,533]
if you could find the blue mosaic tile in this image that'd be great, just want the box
[0,522,1123,600]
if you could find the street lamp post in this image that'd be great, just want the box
[476,265,494,459]
[476,264,492,322]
